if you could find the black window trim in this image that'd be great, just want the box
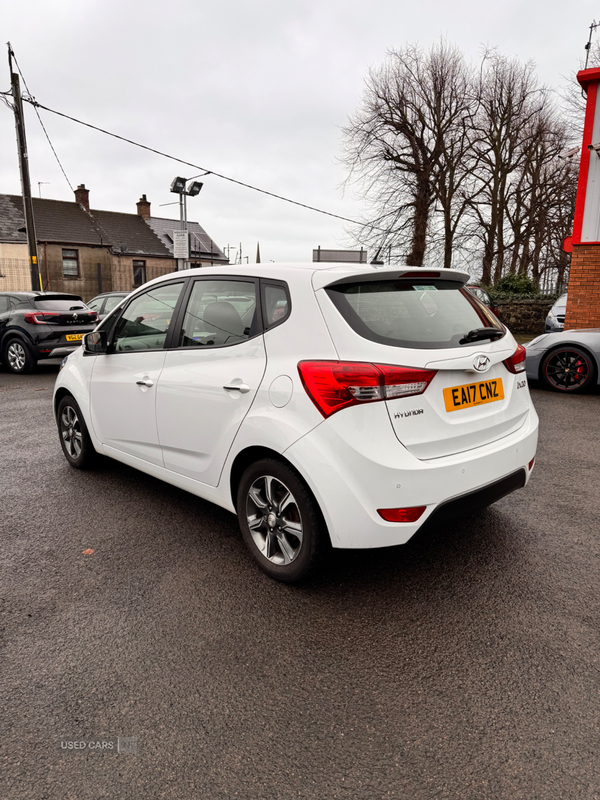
[260,278,291,332]
[169,274,263,351]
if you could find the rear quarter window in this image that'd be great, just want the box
[326,279,503,349]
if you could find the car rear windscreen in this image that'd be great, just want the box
[32,298,87,311]
[326,279,503,349]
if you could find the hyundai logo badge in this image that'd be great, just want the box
[473,354,490,372]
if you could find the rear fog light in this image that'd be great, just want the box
[377,506,426,523]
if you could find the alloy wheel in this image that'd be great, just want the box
[544,349,590,391]
[60,405,83,459]
[246,475,303,565]
[7,342,26,372]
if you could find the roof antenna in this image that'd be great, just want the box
[370,246,384,266]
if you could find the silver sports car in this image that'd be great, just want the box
[525,329,600,393]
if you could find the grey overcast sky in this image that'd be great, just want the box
[0,0,596,265]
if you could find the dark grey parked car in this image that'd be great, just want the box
[0,291,98,374]
[525,329,600,393]
[86,291,129,321]
[545,293,567,332]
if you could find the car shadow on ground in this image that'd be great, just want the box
[73,447,525,600]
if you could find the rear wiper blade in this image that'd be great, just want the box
[459,328,504,345]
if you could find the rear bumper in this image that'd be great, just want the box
[417,468,526,536]
[284,402,539,549]
[38,345,81,359]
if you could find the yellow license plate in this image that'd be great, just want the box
[65,334,84,342]
[443,378,504,412]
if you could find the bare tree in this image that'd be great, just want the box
[343,44,578,290]
[467,52,548,285]
[342,41,477,267]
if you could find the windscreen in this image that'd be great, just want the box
[326,279,504,349]
[32,298,87,311]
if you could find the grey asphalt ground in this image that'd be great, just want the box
[1,360,600,800]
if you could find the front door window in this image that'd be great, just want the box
[112,282,183,352]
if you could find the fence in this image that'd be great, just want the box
[0,257,107,299]
[539,266,569,295]
[0,258,33,291]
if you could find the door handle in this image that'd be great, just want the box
[136,378,154,388]
[223,383,250,394]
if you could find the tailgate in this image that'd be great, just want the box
[386,359,530,460]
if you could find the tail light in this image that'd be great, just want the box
[24,311,61,324]
[298,361,437,418]
[503,344,526,374]
[23,311,98,325]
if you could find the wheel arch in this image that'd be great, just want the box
[53,386,73,420]
[229,446,292,508]
[1,328,34,355]
[538,341,600,383]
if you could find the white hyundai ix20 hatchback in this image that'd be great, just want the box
[54,264,538,582]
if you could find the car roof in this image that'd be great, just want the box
[141,262,471,291]
[0,290,80,297]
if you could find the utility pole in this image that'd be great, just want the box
[8,44,40,291]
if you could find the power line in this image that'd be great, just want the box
[21,95,387,233]
[11,53,74,191]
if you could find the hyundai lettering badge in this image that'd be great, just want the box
[473,354,491,372]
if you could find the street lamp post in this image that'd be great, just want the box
[169,176,204,270]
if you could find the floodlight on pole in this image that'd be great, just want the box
[169,176,205,270]
[170,176,187,194]
[187,181,203,197]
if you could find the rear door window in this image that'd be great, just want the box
[326,279,503,349]
[178,279,259,347]
[87,297,105,313]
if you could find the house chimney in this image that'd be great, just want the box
[74,184,90,212]
[136,194,151,219]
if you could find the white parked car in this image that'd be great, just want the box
[54,264,539,582]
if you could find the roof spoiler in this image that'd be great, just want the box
[312,267,471,291]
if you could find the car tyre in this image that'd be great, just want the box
[57,394,97,469]
[541,346,597,393]
[236,458,329,583]
[4,338,36,374]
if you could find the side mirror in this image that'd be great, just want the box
[83,330,107,354]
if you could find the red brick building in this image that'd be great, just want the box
[564,68,600,329]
